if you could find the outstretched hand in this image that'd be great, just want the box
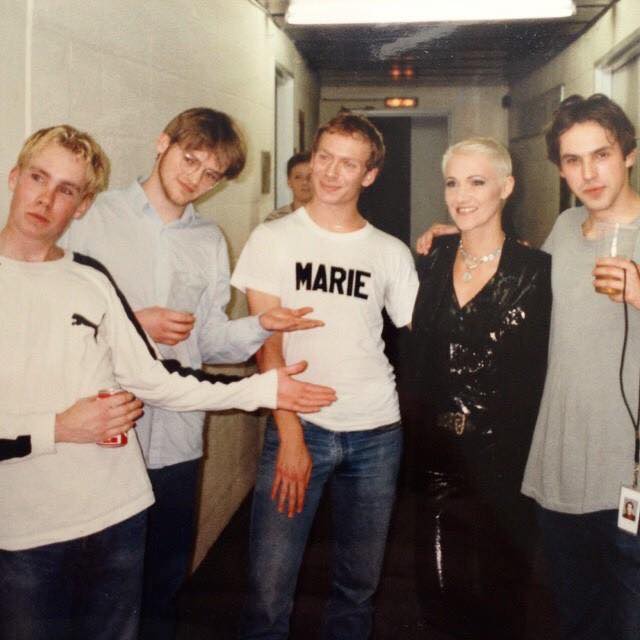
[260,306,324,332]
[415,223,458,255]
[55,392,143,444]
[275,361,336,413]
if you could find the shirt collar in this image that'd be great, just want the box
[128,179,197,227]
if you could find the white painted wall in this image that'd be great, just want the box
[275,69,295,208]
[0,0,319,568]
[508,0,640,247]
[0,0,27,213]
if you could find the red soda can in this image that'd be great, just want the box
[97,386,128,448]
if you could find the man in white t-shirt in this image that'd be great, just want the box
[232,113,419,639]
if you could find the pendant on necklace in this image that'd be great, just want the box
[459,239,502,283]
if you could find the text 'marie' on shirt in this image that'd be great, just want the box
[296,262,371,300]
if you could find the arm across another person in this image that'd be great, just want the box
[415,223,458,255]
[135,305,322,348]
[135,235,322,354]
[2,356,332,465]
[83,254,335,417]
[415,223,531,255]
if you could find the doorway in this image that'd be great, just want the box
[357,114,449,248]
[356,114,448,370]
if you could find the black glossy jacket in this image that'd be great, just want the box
[404,234,552,481]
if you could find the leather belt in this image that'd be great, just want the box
[436,412,476,436]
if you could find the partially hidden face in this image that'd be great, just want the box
[310,132,378,207]
[8,142,92,245]
[558,120,636,216]
[443,151,513,233]
[155,133,228,207]
[288,162,313,205]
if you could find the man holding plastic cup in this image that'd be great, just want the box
[522,95,640,640]
[593,222,640,295]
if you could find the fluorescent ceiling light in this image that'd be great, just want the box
[286,0,576,25]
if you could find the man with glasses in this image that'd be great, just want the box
[63,108,320,639]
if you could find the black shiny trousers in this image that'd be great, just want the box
[415,468,535,640]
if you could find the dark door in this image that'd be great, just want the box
[358,116,412,245]
[358,116,413,372]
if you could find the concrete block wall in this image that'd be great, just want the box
[0,0,26,209]
[507,0,640,246]
[0,0,319,569]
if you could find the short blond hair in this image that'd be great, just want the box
[442,137,512,179]
[17,125,110,196]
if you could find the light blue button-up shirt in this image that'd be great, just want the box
[62,180,270,468]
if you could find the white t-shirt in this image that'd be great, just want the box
[232,208,419,431]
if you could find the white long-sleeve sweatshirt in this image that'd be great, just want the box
[0,251,276,550]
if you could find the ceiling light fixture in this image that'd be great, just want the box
[385,97,418,108]
[285,0,576,25]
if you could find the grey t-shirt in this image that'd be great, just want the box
[522,207,640,514]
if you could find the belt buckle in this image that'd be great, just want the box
[452,413,466,435]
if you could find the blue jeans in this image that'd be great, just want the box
[0,510,146,640]
[140,458,200,640]
[537,506,640,640]
[240,418,403,640]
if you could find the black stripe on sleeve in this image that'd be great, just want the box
[162,359,240,385]
[0,435,31,461]
[73,252,158,359]
[73,252,242,385]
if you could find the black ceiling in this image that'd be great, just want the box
[256,0,620,85]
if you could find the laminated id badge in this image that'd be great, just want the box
[618,485,640,534]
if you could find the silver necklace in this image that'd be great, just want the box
[459,240,502,282]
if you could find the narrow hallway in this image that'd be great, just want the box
[177,480,560,639]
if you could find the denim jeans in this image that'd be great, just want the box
[240,418,403,640]
[0,510,146,640]
[139,458,200,640]
[537,505,640,640]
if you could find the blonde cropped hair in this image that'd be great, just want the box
[17,125,110,196]
[442,137,512,179]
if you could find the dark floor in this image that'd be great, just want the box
[176,480,560,640]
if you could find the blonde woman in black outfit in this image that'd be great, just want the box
[407,138,551,640]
